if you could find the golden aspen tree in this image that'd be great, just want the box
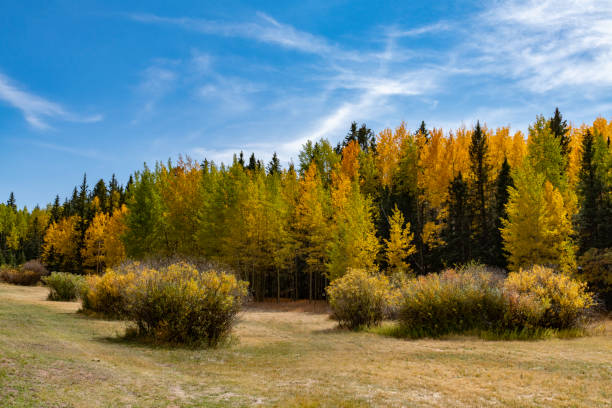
[384,205,416,277]
[104,205,128,267]
[294,163,331,300]
[340,140,360,180]
[157,156,202,256]
[82,211,109,274]
[42,216,80,272]
[501,166,576,272]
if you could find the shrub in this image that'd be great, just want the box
[80,269,136,317]
[125,263,248,346]
[43,272,86,301]
[0,260,49,285]
[503,265,595,329]
[397,266,507,337]
[80,261,248,346]
[327,269,393,329]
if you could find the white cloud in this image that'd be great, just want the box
[470,0,612,92]
[129,12,362,61]
[0,72,102,129]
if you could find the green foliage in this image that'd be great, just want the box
[43,272,86,301]
[326,269,394,329]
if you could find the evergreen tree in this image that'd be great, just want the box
[238,151,245,168]
[6,192,16,211]
[91,179,107,213]
[443,172,471,265]
[417,120,429,142]
[548,107,570,165]
[337,122,376,153]
[468,121,493,262]
[49,195,62,225]
[267,152,281,175]
[247,153,257,171]
[492,158,513,267]
[577,129,612,251]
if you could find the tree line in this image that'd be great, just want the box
[2,109,611,301]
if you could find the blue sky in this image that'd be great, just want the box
[1,0,612,208]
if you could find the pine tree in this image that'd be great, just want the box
[6,193,16,211]
[417,120,429,142]
[577,129,612,251]
[548,107,570,165]
[91,179,107,214]
[49,195,62,225]
[247,153,257,171]
[267,152,281,175]
[442,172,471,265]
[468,121,493,263]
[492,158,513,267]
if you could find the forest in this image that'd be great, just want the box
[1,109,611,305]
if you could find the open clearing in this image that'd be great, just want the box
[0,283,610,407]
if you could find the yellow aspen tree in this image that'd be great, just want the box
[328,161,380,280]
[294,163,331,300]
[384,205,416,277]
[42,216,80,271]
[501,165,576,272]
[82,212,109,274]
[105,205,128,267]
[340,139,361,180]
[157,156,202,256]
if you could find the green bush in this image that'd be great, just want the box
[0,260,49,285]
[327,269,394,330]
[397,266,507,337]
[42,272,86,301]
[80,261,249,346]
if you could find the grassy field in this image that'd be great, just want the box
[0,283,610,407]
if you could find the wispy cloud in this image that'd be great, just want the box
[25,139,101,159]
[0,72,102,129]
[468,0,612,92]
[128,12,362,61]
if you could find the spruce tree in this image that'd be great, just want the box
[548,107,570,165]
[6,192,16,211]
[267,152,281,175]
[468,121,493,263]
[577,129,612,250]
[417,120,429,142]
[91,179,107,213]
[443,172,471,265]
[492,158,513,267]
[247,153,257,171]
[49,195,62,225]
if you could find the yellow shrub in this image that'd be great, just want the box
[327,269,393,329]
[504,266,594,329]
[80,269,136,317]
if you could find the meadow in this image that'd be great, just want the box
[1,283,610,408]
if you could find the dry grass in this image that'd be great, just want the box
[0,283,610,407]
